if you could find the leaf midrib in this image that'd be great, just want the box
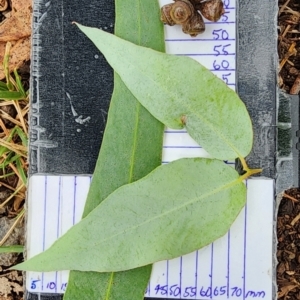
[106,1,143,298]
[117,50,246,158]
[93,174,242,246]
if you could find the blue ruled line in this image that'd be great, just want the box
[55,176,61,293]
[163,145,202,149]
[227,230,230,297]
[205,21,236,24]
[180,256,183,298]
[73,176,77,225]
[42,176,47,291]
[164,130,187,133]
[166,39,236,42]
[210,69,236,72]
[243,181,248,300]
[176,53,235,56]
[195,250,198,299]
[166,260,169,296]
[210,243,214,299]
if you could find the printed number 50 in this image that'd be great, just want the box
[213,29,229,40]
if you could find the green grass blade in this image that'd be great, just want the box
[15,126,28,147]
[0,127,17,157]
[0,245,24,253]
[0,172,15,179]
[3,43,14,91]
[0,80,9,91]
[0,153,19,169]
[0,146,9,158]
[13,69,27,97]
[15,157,27,185]
[0,91,25,100]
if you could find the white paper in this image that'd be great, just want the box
[26,177,273,298]
[27,0,274,298]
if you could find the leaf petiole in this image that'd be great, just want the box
[239,156,262,181]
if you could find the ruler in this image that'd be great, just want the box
[27,0,278,299]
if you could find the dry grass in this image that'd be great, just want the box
[0,43,28,251]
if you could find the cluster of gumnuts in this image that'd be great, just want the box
[160,0,225,37]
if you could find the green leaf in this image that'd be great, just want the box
[75,23,253,161]
[0,153,20,170]
[65,1,165,299]
[0,80,8,91]
[0,91,25,100]
[14,158,246,273]
[14,126,28,147]
[0,245,23,253]
[16,157,27,185]
[13,69,27,98]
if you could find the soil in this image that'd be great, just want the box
[277,0,300,297]
[277,189,300,299]
[278,0,300,94]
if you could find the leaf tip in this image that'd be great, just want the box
[9,262,26,271]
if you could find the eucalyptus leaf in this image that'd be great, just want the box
[15,158,246,273]
[65,0,165,299]
[75,23,253,161]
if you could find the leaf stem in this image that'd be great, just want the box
[239,157,262,181]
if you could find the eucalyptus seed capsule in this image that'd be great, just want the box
[161,3,176,26]
[170,0,195,24]
[160,0,208,37]
[161,0,195,26]
[182,12,205,37]
[196,0,225,22]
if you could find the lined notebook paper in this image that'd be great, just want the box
[27,176,273,299]
[27,0,274,298]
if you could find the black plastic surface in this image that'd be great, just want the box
[236,1,277,178]
[27,293,63,300]
[29,0,114,175]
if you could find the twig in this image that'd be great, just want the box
[282,24,291,39]
[0,109,22,127]
[290,74,300,95]
[13,101,27,135]
[283,192,299,203]
[0,181,19,191]
[0,138,27,157]
[0,184,25,209]
[0,117,8,135]
[279,0,291,15]
[291,213,300,226]
[0,209,24,246]
[279,42,297,71]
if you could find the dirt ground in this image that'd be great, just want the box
[277,0,300,297]
[0,0,299,299]
[278,0,300,94]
